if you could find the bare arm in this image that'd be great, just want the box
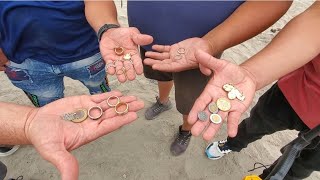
[204,1,293,54]
[84,1,119,33]
[0,102,34,144]
[241,2,320,90]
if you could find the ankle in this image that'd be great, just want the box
[158,97,169,104]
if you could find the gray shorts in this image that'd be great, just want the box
[141,48,221,115]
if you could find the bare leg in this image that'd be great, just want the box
[158,81,174,103]
[181,114,192,131]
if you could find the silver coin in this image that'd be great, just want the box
[223,84,234,92]
[227,89,237,100]
[208,102,219,114]
[236,93,246,101]
[197,111,208,121]
[210,114,222,124]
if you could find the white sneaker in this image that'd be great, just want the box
[205,140,232,160]
[0,145,20,157]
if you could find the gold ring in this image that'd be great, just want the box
[114,47,124,56]
[88,106,103,120]
[116,67,126,75]
[106,96,120,107]
[115,102,129,115]
[177,47,186,54]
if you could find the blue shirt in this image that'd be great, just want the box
[0,2,99,65]
[128,1,244,51]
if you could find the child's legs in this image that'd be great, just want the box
[5,60,64,107]
[63,53,111,94]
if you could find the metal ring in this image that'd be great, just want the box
[115,102,129,115]
[114,47,124,56]
[177,47,186,54]
[105,62,116,70]
[88,106,103,120]
[106,96,120,107]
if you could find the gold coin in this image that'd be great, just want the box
[227,89,238,100]
[71,109,88,123]
[223,84,234,92]
[208,102,219,114]
[210,113,222,124]
[216,97,231,112]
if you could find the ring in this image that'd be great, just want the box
[177,47,186,54]
[115,102,129,115]
[114,47,124,55]
[106,96,120,107]
[116,67,126,75]
[88,106,103,120]
[105,62,116,70]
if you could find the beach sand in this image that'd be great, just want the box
[1,1,319,180]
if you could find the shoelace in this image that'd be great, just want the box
[8,175,23,180]
[152,101,165,113]
[248,162,272,172]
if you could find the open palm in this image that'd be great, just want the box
[188,50,257,141]
[100,27,153,82]
[25,91,144,180]
[144,38,212,72]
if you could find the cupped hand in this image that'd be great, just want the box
[100,27,153,83]
[144,37,212,72]
[25,91,144,180]
[188,50,257,141]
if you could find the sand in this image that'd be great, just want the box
[0,1,319,180]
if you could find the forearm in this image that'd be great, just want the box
[0,102,35,144]
[203,1,292,54]
[84,1,119,33]
[241,2,320,90]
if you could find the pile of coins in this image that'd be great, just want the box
[61,106,103,123]
[222,83,245,101]
[197,98,229,124]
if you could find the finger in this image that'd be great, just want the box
[152,44,171,53]
[202,122,223,142]
[195,50,227,72]
[132,34,153,46]
[44,150,78,180]
[96,112,138,136]
[152,61,185,72]
[115,60,127,83]
[123,61,136,81]
[226,111,241,137]
[145,51,170,61]
[131,53,143,75]
[199,63,212,76]
[188,92,212,125]
[105,59,116,75]
[90,91,122,103]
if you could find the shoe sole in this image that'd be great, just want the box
[205,142,224,160]
[0,145,20,157]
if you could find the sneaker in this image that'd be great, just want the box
[205,140,232,160]
[0,145,20,157]
[0,161,7,180]
[170,126,192,156]
[145,97,172,120]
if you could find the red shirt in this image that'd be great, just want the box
[278,55,320,129]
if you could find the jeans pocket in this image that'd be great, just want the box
[86,58,106,78]
[5,66,33,84]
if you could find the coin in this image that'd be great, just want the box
[210,114,222,124]
[197,111,208,121]
[223,84,234,92]
[227,89,238,100]
[216,97,231,111]
[71,109,88,123]
[208,102,219,114]
[236,92,246,101]
[61,113,75,121]
[123,53,131,60]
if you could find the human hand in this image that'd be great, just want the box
[25,91,144,180]
[143,37,213,72]
[100,27,153,83]
[0,49,9,71]
[188,50,257,141]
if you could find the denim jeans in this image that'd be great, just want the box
[5,53,110,107]
[227,84,320,180]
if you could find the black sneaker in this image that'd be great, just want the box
[0,161,7,180]
[145,96,172,120]
[0,145,19,157]
[170,126,192,156]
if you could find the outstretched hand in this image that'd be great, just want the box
[144,38,212,72]
[188,50,257,141]
[100,27,153,83]
[25,91,144,180]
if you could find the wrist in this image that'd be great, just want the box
[97,23,120,42]
[240,64,259,91]
[24,107,39,145]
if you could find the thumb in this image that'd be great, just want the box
[45,150,79,180]
[195,50,227,73]
[132,34,153,46]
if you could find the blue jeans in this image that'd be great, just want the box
[5,53,110,107]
